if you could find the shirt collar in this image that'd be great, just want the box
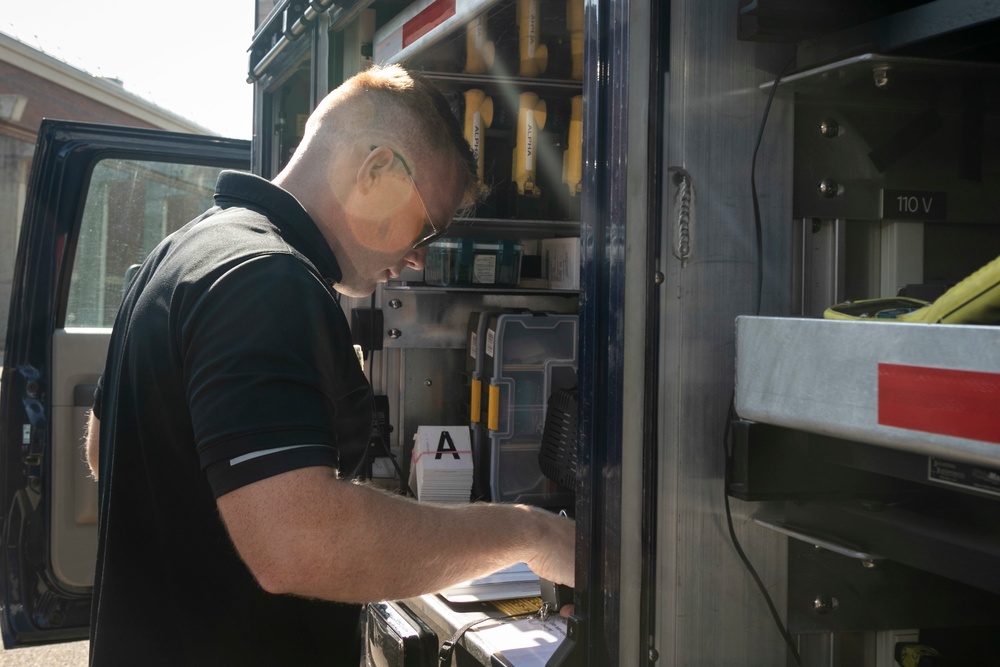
[212,170,343,286]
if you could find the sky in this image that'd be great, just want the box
[3,0,256,139]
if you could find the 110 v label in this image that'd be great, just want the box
[881,189,948,221]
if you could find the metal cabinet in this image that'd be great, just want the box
[736,2,1000,664]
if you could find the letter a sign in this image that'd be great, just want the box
[435,430,461,460]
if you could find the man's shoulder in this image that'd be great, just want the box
[170,208,316,277]
[129,212,328,329]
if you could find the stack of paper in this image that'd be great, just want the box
[412,426,474,503]
[439,562,541,603]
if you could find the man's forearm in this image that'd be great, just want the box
[217,466,574,603]
[85,411,100,480]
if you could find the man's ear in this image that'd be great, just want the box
[357,146,395,194]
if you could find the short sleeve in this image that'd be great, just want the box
[180,254,371,497]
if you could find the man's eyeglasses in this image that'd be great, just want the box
[370,146,448,249]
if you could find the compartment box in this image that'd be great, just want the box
[483,312,578,507]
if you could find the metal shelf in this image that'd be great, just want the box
[385,283,578,296]
[444,217,580,239]
[420,71,583,92]
[735,316,1000,469]
[373,0,505,65]
[763,53,1000,106]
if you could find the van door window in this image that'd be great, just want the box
[65,159,222,328]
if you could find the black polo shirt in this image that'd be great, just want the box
[91,171,370,666]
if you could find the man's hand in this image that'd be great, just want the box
[522,506,575,587]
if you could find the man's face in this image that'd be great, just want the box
[335,148,464,297]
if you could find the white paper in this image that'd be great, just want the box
[474,615,568,666]
[439,563,540,603]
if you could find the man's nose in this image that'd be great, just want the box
[405,246,427,270]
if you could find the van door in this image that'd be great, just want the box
[0,120,250,647]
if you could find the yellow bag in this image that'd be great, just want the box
[824,254,1000,324]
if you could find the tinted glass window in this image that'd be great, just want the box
[65,159,221,328]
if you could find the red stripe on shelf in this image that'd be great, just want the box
[878,363,1000,444]
[402,0,456,48]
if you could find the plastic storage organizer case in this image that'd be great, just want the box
[483,312,578,508]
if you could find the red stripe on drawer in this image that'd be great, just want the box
[402,0,456,48]
[878,363,1000,444]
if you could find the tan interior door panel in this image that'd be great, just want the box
[51,328,110,589]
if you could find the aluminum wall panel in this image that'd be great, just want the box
[656,2,795,664]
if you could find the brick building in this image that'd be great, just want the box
[0,30,209,356]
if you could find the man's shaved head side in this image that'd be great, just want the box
[295,64,482,211]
